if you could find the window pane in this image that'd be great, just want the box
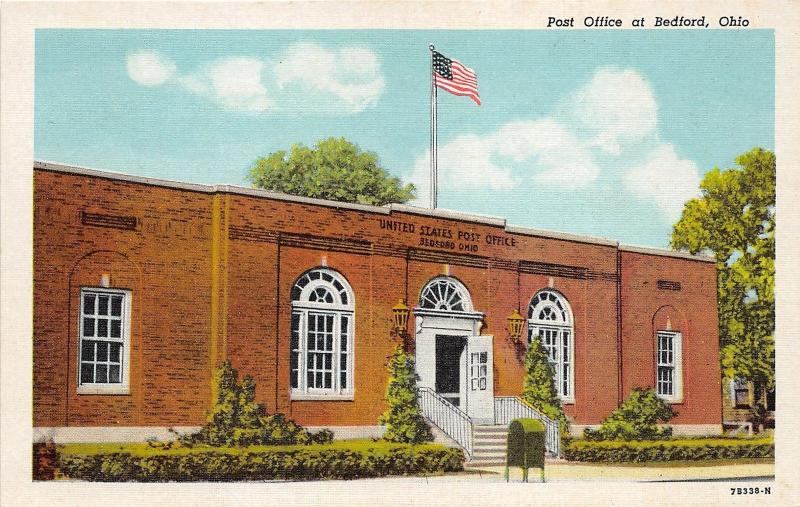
[96,364,108,383]
[110,320,121,338]
[97,319,108,338]
[110,343,121,363]
[307,371,313,388]
[480,352,487,364]
[109,365,121,383]
[111,296,122,316]
[324,372,332,388]
[291,313,300,350]
[340,370,347,389]
[81,341,95,361]
[97,341,108,362]
[83,318,95,337]
[98,296,109,315]
[80,363,94,383]
[83,294,96,314]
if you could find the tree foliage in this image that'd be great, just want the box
[521,336,568,433]
[671,148,775,408]
[379,346,434,444]
[248,137,415,206]
[583,387,676,441]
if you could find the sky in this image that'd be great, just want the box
[35,29,774,248]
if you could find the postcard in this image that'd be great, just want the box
[2,1,798,505]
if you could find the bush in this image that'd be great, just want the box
[379,346,434,444]
[58,442,464,481]
[584,387,676,441]
[564,437,774,462]
[521,335,569,436]
[178,361,332,447]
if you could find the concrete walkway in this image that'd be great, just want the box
[457,462,775,482]
[333,461,775,484]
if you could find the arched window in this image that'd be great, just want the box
[418,277,473,312]
[528,289,574,402]
[290,268,354,397]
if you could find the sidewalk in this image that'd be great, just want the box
[456,461,775,482]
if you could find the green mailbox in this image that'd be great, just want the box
[505,418,546,482]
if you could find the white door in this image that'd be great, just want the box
[465,335,494,424]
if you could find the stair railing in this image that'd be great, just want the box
[417,386,473,457]
[494,396,561,456]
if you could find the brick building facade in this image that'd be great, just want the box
[33,161,723,442]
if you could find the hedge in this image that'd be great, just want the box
[58,442,464,481]
[564,437,774,463]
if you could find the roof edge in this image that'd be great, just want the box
[505,224,618,247]
[618,244,716,263]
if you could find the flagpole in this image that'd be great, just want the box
[429,43,438,210]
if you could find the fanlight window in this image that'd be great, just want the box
[528,290,570,324]
[292,269,351,307]
[528,289,574,402]
[418,277,472,312]
[290,268,354,398]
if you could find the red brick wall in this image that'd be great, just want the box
[34,170,214,427]
[619,251,721,425]
[33,167,721,429]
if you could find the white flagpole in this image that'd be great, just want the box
[429,43,438,209]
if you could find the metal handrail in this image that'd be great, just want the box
[494,396,561,456]
[417,386,473,457]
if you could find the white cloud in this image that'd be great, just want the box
[568,67,658,154]
[126,51,176,86]
[623,143,701,221]
[409,118,601,206]
[274,42,384,113]
[203,57,270,112]
[494,119,600,186]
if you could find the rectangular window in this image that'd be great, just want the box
[529,326,573,402]
[78,288,130,393]
[656,331,682,402]
[470,352,487,391]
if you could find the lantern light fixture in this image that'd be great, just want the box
[507,309,525,341]
[392,299,410,335]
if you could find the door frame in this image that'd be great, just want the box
[413,308,485,412]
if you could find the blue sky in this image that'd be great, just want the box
[35,29,773,247]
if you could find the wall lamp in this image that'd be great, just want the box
[506,309,525,342]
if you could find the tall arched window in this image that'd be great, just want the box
[528,289,574,402]
[418,277,473,312]
[290,268,354,397]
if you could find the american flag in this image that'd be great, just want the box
[432,50,480,106]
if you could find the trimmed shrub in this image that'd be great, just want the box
[179,361,332,447]
[564,437,774,462]
[379,346,434,444]
[521,335,569,436]
[584,387,676,441]
[58,442,464,481]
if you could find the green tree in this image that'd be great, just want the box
[248,137,415,205]
[584,387,676,441]
[521,335,568,434]
[671,147,775,427]
[379,346,434,444]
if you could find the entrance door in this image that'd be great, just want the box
[435,335,466,408]
[466,335,495,424]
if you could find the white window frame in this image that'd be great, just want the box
[527,290,575,403]
[290,268,354,400]
[656,330,683,403]
[77,287,131,395]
